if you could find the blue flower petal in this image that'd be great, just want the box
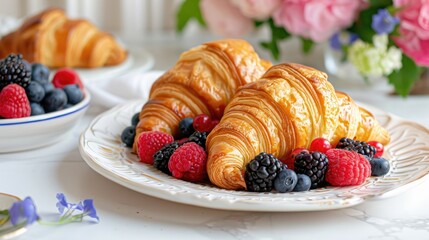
[9,197,39,226]
[372,9,400,34]
[56,193,68,214]
[82,199,99,221]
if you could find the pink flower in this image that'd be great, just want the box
[393,0,429,66]
[273,0,364,42]
[200,0,253,37]
[231,0,281,20]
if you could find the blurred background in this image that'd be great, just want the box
[0,0,182,42]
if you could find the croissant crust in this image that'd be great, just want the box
[206,63,390,190]
[0,8,127,68]
[134,39,271,150]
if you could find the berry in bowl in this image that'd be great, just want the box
[0,54,90,153]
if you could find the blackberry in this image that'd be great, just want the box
[153,141,181,175]
[0,54,31,90]
[244,152,284,192]
[294,151,328,189]
[186,131,208,150]
[336,137,376,160]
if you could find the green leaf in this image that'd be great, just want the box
[260,41,279,61]
[348,7,378,43]
[387,54,421,97]
[254,20,265,28]
[259,18,290,60]
[300,38,314,54]
[268,18,290,40]
[176,0,205,33]
[369,0,392,8]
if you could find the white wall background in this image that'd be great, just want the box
[0,0,182,41]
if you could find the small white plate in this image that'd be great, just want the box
[0,193,27,240]
[79,101,429,212]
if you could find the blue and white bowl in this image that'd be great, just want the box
[0,90,91,153]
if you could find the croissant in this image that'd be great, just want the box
[0,8,127,68]
[134,39,271,150]
[206,63,390,190]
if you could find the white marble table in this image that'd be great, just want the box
[1,34,429,240]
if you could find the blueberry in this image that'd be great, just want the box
[25,81,45,103]
[23,60,32,73]
[179,117,194,137]
[30,102,45,116]
[131,112,140,126]
[40,81,55,94]
[274,169,298,193]
[63,103,73,109]
[121,126,136,147]
[42,88,68,112]
[63,84,83,105]
[293,174,311,192]
[31,63,50,82]
[370,157,390,176]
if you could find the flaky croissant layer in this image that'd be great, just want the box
[206,63,390,190]
[0,8,127,68]
[134,39,271,150]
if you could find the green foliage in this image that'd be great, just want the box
[300,38,314,54]
[260,18,290,61]
[348,7,378,43]
[387,54,422,97]
[176,0,205,33]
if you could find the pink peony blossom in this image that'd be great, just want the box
[200,0,253,37]
[393,0,429,66]
[273,0,365,42]
[231,0,281,20]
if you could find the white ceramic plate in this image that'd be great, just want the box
[79,101,429,212]
[0,193,27,240]
[74,47,154,83]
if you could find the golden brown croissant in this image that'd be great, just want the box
[206,63,390,190]
[134,39,271,150]
[0,8,127,68]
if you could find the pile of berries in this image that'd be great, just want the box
[121,110,391,192]
[0,54,84,119]
[245,137,390,193]
[121,113,219,183]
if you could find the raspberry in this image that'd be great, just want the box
[325,149,371,186]
[168,142,207,182]
[0,84,30,118]
[137,131,174,164]
[52,68,84,90]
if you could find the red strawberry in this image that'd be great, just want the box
[137,131,174,164]
[52,68,84,90]
[168,142,207,182]
[0,84,30,118]
[325,149,371,186]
